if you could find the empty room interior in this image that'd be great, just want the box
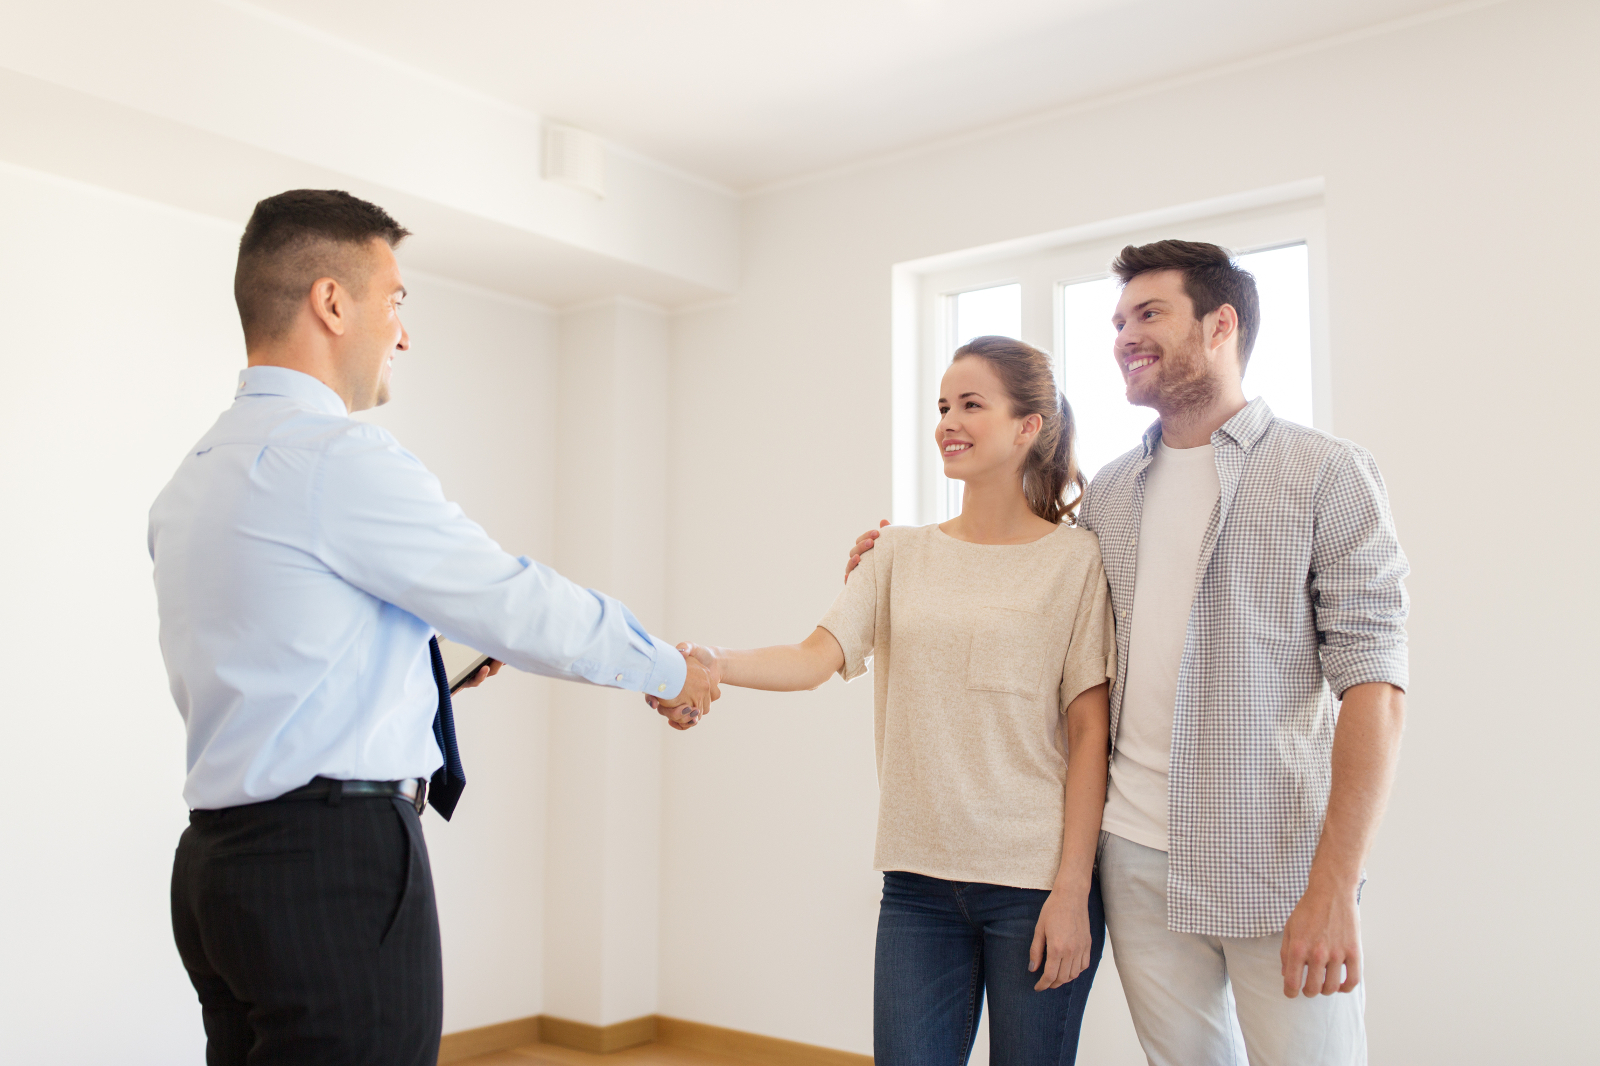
[1,1,1594,1064]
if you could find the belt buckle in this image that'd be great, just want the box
[412,777,427,815]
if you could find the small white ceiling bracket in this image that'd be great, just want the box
[543,123,607,198]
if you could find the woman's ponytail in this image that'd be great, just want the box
[950,336,1086,525]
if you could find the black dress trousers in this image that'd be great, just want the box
[171,792,443,1066]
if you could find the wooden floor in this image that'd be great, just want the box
[454,1041,760,1066]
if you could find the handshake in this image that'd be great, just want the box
[648,643,722,731]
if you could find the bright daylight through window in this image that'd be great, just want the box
[953,283,1022,349]
[944,283,1024,518]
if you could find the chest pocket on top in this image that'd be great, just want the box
[966,606,1050,700]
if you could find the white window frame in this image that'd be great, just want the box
[889,179,1331,526]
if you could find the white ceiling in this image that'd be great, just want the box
[248,0,1463,191]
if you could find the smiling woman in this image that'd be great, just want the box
[939,336,1086,529]
[669,329,1115,1065]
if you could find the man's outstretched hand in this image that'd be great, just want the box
[844,519,889,582]
[651,643,721,730]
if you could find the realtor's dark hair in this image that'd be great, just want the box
[234,189,411,347]
[950,335,1086,525]
[1111,239,1261,371]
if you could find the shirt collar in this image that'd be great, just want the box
[1215,396,1275,451]
[1140,418,1163,458]
[1140,395,1276,457]
[235,366,349,418]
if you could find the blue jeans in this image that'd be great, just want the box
[874,871,1105,1066]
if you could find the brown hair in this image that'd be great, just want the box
[234,189,411,348]
[951,335,1086,525]
[1110,239,1261,371]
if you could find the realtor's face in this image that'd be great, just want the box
[1111,269,1210,412]
[346,239,409,412]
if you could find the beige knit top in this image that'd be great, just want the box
[819,522,1115,890]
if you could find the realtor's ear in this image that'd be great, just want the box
[309,277,347,337]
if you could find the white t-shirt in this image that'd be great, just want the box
[1101,439,1221,852]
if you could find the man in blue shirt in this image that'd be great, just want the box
[150,189,714,1066]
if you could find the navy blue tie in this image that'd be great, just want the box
[426,637,466,820]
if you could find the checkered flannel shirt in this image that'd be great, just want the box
[1080,397,1410,937]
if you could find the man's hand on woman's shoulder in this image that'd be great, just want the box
[845,519,890,582]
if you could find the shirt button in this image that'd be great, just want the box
[615,673,623,681]
[658,684,667,693]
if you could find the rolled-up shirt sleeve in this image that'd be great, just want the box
[310,422,687,700]
[1310,443,1411,698]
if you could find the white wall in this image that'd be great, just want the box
[542,299,673,1028]
[0,162,236,1066]
[0,160,559,1059]
[659,1,1600,1063]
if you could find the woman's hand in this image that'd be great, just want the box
[1034,684,1107,987]
[1029,888,1093,991]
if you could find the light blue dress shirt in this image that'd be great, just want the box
[150,366,687,810]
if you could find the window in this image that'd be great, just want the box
[942,283,1023,517]
[895,190,1328,525]
[953,283,1021,349]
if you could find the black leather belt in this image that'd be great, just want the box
[277,776,427,814]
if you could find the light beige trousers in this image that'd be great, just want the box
[1098,832,1367,1066]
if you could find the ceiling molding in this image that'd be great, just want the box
[895,178,1326,276]
[0,0,740,306]
[744,0,1513,200]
